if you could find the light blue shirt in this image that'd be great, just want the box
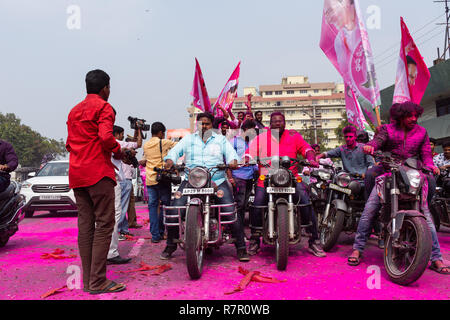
[164,131,239,186]
[230,136,258,180]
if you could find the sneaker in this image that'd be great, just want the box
[160,245,177,260]
[118,234,127,241]
[248,239,261,256]
[151,239,161,244]
[308,241,326,257]
[120,231,134,237]
[129,224,143,229]
[237,248,250,262]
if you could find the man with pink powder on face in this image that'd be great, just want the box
[348,102,449,275]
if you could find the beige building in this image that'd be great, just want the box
[188,76,347,149]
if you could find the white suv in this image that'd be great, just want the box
[20,160,77,217]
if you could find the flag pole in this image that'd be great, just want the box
[375,105,382,127]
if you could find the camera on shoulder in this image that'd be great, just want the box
[128,116,150,131]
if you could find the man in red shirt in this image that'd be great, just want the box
[246,112,326,257]
[66,69,126,294]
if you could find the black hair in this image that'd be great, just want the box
[443,141,450,149]
[270,111,285,123]
[390,101,423,124]
[113,125,124,136]
[311,144,320,150]
[85,69,110,94]
[196,112,215,123]
[429,138,437,145]
[406,55,417,66]
[241,119,256,131]
[357,130,370,143]
[151,122,166,135]
[255,111,262,116]
[343,125,357,135]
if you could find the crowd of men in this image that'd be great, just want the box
[63,69,450,293]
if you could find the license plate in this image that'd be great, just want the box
[39,195,61,200]
[267,187,295,194]
[182,188,214,195]
[329,183,351,195]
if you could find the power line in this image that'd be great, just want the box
[376,30,443,70]
[373,13,445,61]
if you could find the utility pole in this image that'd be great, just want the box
[434,0,450,60]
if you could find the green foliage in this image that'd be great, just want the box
[299,127,329,152]
[0,113,67,167]
[334,111,351,145]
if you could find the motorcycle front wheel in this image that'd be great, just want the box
[185,205,204,280]
[319,205,345,252]
[384,215,432,286]
[276,203,289,271]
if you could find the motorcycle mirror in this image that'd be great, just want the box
[281,156,291,169]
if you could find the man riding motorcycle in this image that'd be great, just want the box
[160,112,250,262]
[347,102,449,275]
[245,112,326,257]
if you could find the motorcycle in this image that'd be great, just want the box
[311,163,366,251]
[160,164,238,280]
[0,181,26,247]
[430,168,450,231]
[249,156,313,271]
[373,151,432,285]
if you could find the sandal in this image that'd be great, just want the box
[89,281,126,295]
[429,261,450,275]
[347,252,362,266]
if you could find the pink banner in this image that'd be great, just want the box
[214,62,240,117]
[190,58,212,113]
[345,84,372,132]
[393,17,431,105]
[320,0,380,126]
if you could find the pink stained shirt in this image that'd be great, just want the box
[247,129,314,187]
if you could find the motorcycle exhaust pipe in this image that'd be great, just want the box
[268,195,275,239]
[288,195,294,239]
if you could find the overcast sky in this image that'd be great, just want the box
[0,0,446,142]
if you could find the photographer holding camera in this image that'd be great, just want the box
[112,125,142,240]
[140,122,177,243]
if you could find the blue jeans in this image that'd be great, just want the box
[353,187,442,261]
[0,176,9,193]
[118,180,132,234]
[251,182,319,245]
[147,183,171,241]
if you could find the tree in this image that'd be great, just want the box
[299,127,329,152]
[334,111,351,145]
[0,113,67,167]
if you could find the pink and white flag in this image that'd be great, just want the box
[393,17,430,104]
[345,84,372,132]
[190,58,212,113]
[320,0,380,127]
[214,62,241,117]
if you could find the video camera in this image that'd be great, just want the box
[128,116,150,131]
[154,167,182,185]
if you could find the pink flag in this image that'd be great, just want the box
[214,62,241,117]
[393,17,431,104]
[345,84,372,132]
[190,58,212,113]
[320,0,380,127]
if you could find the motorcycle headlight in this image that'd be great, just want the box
[318,170,331,181]
[188,167,208,188]
[404,167,421,193]
[272,168,291,187]
[336,172,351,188]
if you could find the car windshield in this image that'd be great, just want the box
[37,162,69,177]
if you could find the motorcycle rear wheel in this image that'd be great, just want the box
[185,205,204,280]
[276,203,289,271]
[384,215,432,286]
